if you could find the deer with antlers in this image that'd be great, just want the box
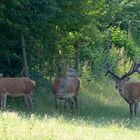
[105,30,140,118]
[105,62,140,118]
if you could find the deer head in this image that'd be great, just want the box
[105,62,140,92]
[66,68,80,77]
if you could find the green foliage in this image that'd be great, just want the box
[116,0,140,43]
[0,0,59,76]
[0,0,140,79]
[1,1,140,138]
[110,27,139,60]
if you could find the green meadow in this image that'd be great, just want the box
[0,77,140,140]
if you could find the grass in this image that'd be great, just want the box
[1,77,140,140]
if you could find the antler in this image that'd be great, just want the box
[104,30,140,80]
[104,30,121,79]
[105,62,121,80]
[121,62,140,79]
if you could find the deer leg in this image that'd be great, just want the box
[67,99,73,110]
[24,95,33,108]
[71,97,76,114]
[129,103,134,118]
[134,102,138,117]
[3,94,7,107]
[54,96,58,111]
[68,97,77,111]
[0,94,7,107]
[65,97,75,113]
[0,95,2,107]
[64,98,68,111]
[73,96,78,108]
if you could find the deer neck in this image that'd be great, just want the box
[118,85,125,98]
[66,75,75,80]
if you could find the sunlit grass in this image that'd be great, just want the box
[0,76,140,140]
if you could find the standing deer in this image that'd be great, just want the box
[52,68,80,113]
[0,77,36,108]
[105,62,140,118]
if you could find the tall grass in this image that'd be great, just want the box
[0,76,140,140]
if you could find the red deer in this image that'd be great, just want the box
[0,77,36,108]
[53,68,80,113]
[105,62,140,118]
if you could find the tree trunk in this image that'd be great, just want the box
[98,32,101,52]
[75,41,80,71]
[105,30,111,64]
[21,33,29,77]
[128,20,132,39]
[137,28,140,46]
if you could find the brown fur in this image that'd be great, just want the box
[53,77,80,97]
[53,76,80,112]
[123,82,140,103]
[115,79,140,117]
[0,77,36,108]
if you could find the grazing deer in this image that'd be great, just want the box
[105,62,140,118]
[0,77,36,108]
[52,68,80,113]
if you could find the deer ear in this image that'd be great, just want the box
[124,77,130,81]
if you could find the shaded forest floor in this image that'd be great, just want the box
[0,77,140,140]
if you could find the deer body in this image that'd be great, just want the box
[121,82,140,103]
[105,62,140,118]
[53,77,80,99]
[53,68,80,113]
[115,80,140,117]
[0,77,36,108]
